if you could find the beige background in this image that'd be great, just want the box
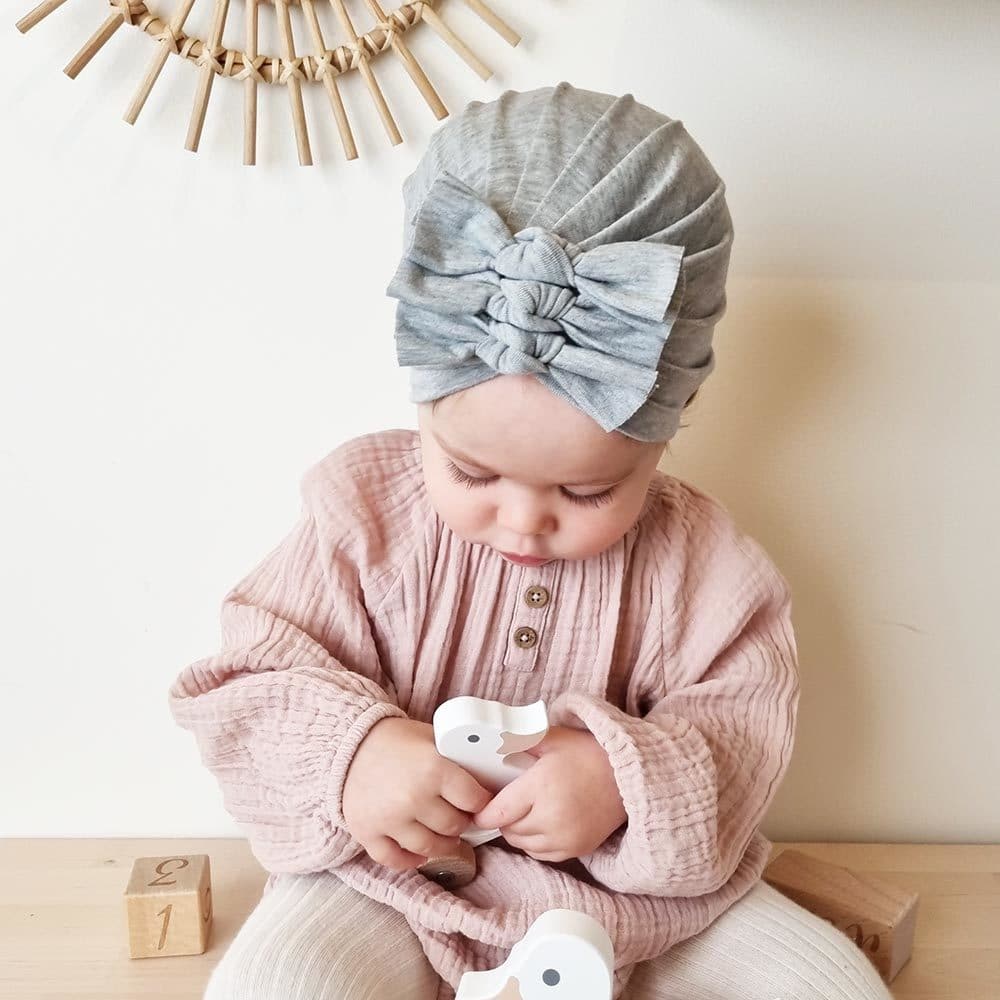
[1,1,996,840]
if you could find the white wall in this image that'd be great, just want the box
[2,1,997,841]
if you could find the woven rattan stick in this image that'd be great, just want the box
[124,0,197,124]
[274,0,312,165]
[242,0,259,165]
[329,0,401,146]
[417,3,490,81]
[63,6,130,79]
[16,0,70,34]
[300,0,358,161]
[185,0,230,151]
[461,0,519,46]
[362,0,446,121]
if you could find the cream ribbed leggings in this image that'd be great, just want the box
[204,871,895,1000]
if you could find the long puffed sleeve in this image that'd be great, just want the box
[548,493,799,897]
[168,462,409,874]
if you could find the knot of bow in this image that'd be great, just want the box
[386,170,686,432]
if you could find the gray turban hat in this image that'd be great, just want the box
[385,80,734,442]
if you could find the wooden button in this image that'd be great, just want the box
[513,626,538,649]
[524,585,550,608]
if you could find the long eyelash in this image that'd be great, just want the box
[566,489,616,508]
[444,459,616,508]
[445,460,491,489]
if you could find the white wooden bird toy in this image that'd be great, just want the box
[417,697,548,887]
[435,696,549,847]
[456,909,615,1000]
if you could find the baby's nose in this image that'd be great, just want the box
[498,507,551,537]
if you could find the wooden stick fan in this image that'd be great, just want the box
[15,0,522,165]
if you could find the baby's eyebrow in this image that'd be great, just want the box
[434,430,632,487]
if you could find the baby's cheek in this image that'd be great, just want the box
[567,510,633,560]
[424,478,485,536]
[444,497,490,540]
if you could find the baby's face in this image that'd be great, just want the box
[417,374,665,564]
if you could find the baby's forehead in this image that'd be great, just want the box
[429,375,650,479]
[441,373,586,423]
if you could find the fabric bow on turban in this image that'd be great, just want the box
[386,170,687,433]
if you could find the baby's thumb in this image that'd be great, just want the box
[472,792,505,829]
[472,780,524,829]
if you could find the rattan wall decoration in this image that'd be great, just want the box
[15,0,521,165]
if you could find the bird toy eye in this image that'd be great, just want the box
[542,969,560,986]
[467,734,480,743]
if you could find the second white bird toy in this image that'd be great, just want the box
[455,908,615,1000]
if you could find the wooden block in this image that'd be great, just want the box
[763,848,919,982]
[123,854,213,959]
[417,839,478,889]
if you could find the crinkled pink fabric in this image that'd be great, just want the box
[169,429,799,999]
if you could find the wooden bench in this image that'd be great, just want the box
[1,840,996,998]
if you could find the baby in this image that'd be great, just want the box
[170,82,893,1000]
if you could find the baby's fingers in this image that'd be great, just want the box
[418,796,474,839]
[439,762,493,815]
[472,776,533,830]
[365,834,427,872]
[396,820,465,865]
[497,806,540,836]
[501,831,563,862]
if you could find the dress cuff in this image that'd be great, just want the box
[326,700,409,830]
[548,689,720,895]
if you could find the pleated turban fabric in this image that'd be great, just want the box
[385,80,734,443]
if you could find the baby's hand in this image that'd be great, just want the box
[343,717,493,872]
[471,725,627,863]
